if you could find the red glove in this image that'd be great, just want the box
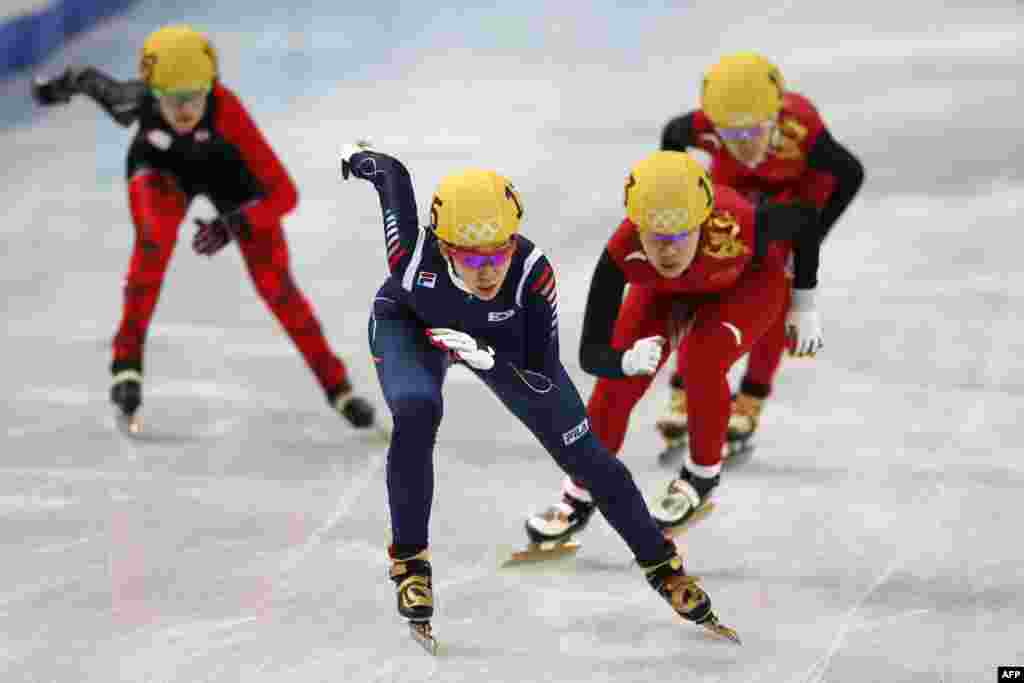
[192,211,251,256]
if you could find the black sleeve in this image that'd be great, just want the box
[72,67,147,127]
[754,199,820,266]
[790,128,865,289]
[578,249,629,379]
[807,127,865,237]
[660,113,697,152]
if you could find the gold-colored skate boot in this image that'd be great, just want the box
[656,384,688,446]
[725,392,764,460]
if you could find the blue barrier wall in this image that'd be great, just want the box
[1,0,137,79]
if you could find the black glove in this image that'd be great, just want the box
[31,67,82,106]
[192,210,252,256]
[340,141,376,180]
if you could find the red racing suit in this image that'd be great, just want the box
[71,68,350,400]
[579,185,796,473]
[661,92,864,398]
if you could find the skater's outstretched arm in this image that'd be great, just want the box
[342,148,420,275]
[32,66,147,126]
[790,129,864,290]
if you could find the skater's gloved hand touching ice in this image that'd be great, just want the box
[786,289,823,357]
[426,328,495,371]
[622,335,665,376]
[192,210,252,256]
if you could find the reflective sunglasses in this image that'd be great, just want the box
[649,230,692,243]
[715,120,774,142]
[152,87,210,107]
[444,237,517,269]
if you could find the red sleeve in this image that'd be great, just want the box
[213,84,298,226]
[782,92,826,155]
[782,93,836,208]
[605,218,642,270]
[691,110,723,156]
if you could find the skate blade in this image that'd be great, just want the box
[115,413,143,436]
[660,502,716,540]
[408,621,439,655]
[722,439,754,469]
[500,540,580,568]
[354,423,392,446]
[657,440,687,467]
[373,423,392,444]
[702,619,741,644]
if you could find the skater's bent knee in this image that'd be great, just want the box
[390,393,442,431]
[684,326,743,374]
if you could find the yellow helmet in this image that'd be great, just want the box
[140,25,218,93]
[701,52,784,128]
[430,169,523,248]
[625,151,714,236]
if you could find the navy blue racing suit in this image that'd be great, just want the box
[349,151,672,564]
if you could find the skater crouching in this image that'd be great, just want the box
[31,25,376,431]
[341,142,740,651]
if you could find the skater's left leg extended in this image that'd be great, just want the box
[485,361,737,638]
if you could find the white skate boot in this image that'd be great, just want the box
[505,478,596,566]
[651,466,718,537]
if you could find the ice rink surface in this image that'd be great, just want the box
[2,1,1023,681]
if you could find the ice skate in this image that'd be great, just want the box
[655,380,688,467]
[110,369,143,435]
[504,478,595,566]
[331,387,389,441]
[642,553,740,644]
[389,547,438,655]
[725,392,763,463]
[334,392,375,428]
[651,468,718,538]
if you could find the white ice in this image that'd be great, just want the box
[2,1,1023,681]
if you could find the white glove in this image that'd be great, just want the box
[340,138,375,180]
[426,328,496,371]
[621,335,665,376]
[786,288,824,357]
